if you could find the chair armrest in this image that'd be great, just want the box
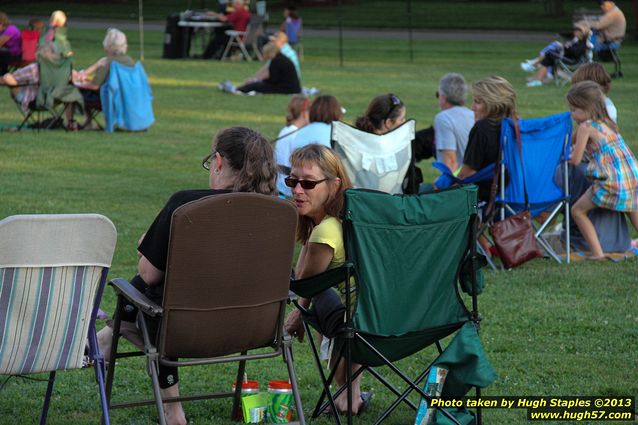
[225,30,245,36]
[289,263,353,299]
[109,277,163,317]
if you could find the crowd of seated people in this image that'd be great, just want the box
[1,10,151,131]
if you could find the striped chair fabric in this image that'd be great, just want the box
[0,265,104,374]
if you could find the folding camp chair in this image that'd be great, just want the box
[594,38,623,78]
[104,193,305,425]
[17,58,83,131]
[291,186,496,425]
[221,15,265,61]
[497,112,573,264]
[554,34,594,86]
[0,214,117,424]
[100,61,154,132]
[331,120,417,194]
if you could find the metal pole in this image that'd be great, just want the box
[138,0,145,61]
[338,0,344,67]
[407,0,413,62]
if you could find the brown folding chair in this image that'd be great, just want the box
[104,193,305,425]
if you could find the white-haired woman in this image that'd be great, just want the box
[73,28,134,128]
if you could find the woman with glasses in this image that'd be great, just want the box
[97,126,277,425]
[284,145,372,415]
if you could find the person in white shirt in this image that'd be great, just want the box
[275,94,310,195]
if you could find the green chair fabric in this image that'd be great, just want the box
[291,186,496,424]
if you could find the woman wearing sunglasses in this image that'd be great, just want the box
[97,126,277,425]
[284,145,373,415]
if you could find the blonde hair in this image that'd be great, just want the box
[0,12,11,27]
[472,75,517,121]
[290,145,352,243]
[571,63,612,94]
[50,10,67,27]
[566,81,618,132]
[262,42,279,60]
[103,28,128,56]
[286,94,310,124]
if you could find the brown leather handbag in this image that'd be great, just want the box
[488,121,543,269]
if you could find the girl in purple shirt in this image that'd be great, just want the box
[0,12,22,74]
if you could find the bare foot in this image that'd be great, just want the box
[161,385,187,425]
[96,326,113,362]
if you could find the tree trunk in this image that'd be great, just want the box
[544,0,566,17]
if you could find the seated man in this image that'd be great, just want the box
[588,0,625,50]
[249,31,300,83]
[433,73,474,172]
[202,0,251,60]
[73,28,135,129]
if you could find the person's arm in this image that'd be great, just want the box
[590,12,613,31]
[138,255,165,285]
[439,150,458,172]
[434,114,459,171]
[0,35,9,48]
[285,241,335,341]
[247,63,269,82]
[569,122,591,165]
[456,164,477,180]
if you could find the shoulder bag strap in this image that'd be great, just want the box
[513,120,530,210]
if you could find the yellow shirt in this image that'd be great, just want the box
[308,216,345,270]
[308,215,356,309]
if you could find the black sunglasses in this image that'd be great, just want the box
[284,177,329,190]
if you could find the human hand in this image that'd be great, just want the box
[284,309,305,342]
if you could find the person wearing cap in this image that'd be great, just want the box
[521,21,591,87]
[589,0,626,46]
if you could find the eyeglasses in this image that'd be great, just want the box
[202,151,219,170]
[284,177,329,190]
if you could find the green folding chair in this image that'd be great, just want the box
[290,186,496,425]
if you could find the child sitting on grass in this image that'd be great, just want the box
[567,81,638,260]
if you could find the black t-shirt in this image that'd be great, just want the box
[266,53,301,94]
[463,119,501,202]
[139,189,232,272]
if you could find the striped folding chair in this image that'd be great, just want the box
[0,214,117,425]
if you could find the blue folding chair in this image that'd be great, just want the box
[497,112,573,263]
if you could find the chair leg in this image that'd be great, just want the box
[221,37,234,60]
[238,42,252,61]
[283,334,306,425]
[39,371,56,425]
[231,357,247,421]
[88,326,111,425]
[105,297,125,408]
[304,322,341,424]
[138,313,167,425]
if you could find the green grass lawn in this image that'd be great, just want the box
[2,1,636,32]
[0,28,637,424]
